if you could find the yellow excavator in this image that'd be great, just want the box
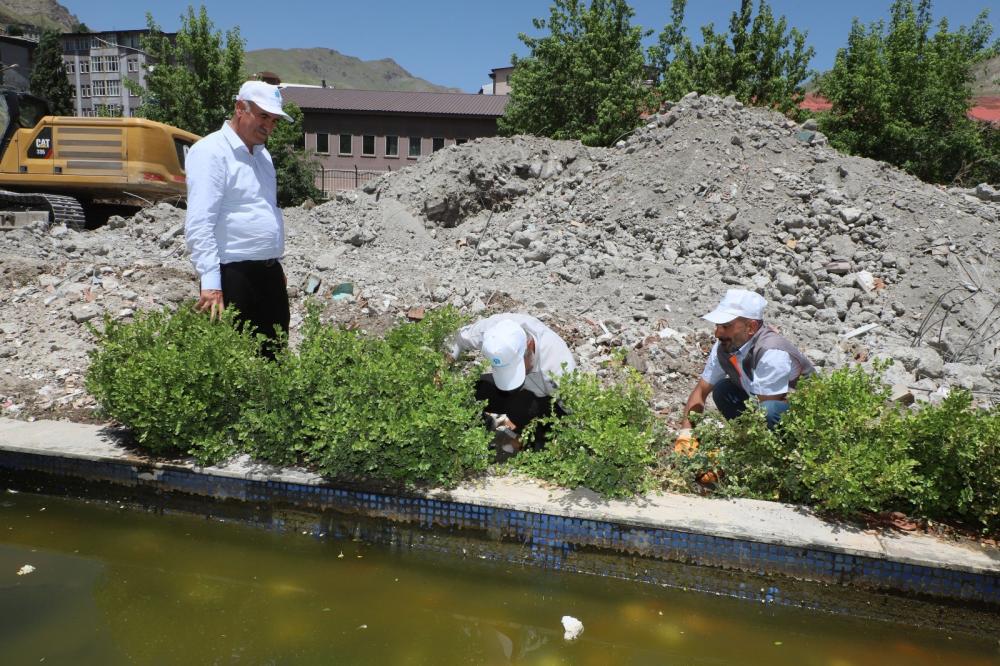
[0,89,199,230]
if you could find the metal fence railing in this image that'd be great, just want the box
[316,166,391,195]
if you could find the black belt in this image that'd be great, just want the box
[224,258,279,267]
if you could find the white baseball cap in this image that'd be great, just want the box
[702,289,767,324]
[482,320,528,391]
[236,81,292,121]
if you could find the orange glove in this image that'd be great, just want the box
[673,428,699,456]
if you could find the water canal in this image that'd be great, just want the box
[1,491,997,665]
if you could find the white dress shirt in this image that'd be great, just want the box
[700,340,793,396]
[184,122,284,291]
[449,313,576,397]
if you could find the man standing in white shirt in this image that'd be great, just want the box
[448,313,576,452]
[681,289,815,431]
[184,80,292,358]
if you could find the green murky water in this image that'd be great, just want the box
[0,491,997,665]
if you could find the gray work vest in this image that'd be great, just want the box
[716,325,815,392]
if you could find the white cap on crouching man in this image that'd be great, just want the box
[482,319,528,391]
[236,81,292,121]
[702,289,767,324]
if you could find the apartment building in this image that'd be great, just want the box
[60,30,158,117]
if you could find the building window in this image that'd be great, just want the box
[129,87,139,98]
[106,56,120,73]
[339,134,351,155]
[91,56,104,73]
[316,133,329,154]
[80,59,90,74]
[107,80,120,96]
[385,135,398,157]
[66,61,75,74]
[455,138,468,145]
[92,80,107,96]
[127,59,138,73]
[408,137,421,158]
[81,84,91,98]
[362,135,375,156]
[432,137,445,152]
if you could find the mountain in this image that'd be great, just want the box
[244,48,460,93]
[0,0,78,32]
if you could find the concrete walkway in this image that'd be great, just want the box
[1,416,998,577]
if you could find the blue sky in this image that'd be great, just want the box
[61,1,998,92]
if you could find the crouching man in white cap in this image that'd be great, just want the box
[185,80,294,358]
[681,289,815,431]
[448,314,576,454]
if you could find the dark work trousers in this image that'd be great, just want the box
[475,374,565,450]
[712,377,789,429]
[220,259,290,359]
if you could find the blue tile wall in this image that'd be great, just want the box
[1,448,998,609]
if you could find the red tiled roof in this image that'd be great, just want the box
[970,97,1000,124]
[281,87,509,118]
[799,94,999,125]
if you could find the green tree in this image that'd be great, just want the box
[126,5,244,137]
[651,0,814,113]
[29,30,74,115]
[268,102,322,207]
[819,0,999,184]
[497,0,651,147]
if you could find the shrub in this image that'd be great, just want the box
[86,305,265,463]
[686,406,789,501]
[515,366,659,498]
[237,305,491,487]
[907,391,1000,530]
[777,366,919,514]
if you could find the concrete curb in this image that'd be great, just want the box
[1,417,998,605]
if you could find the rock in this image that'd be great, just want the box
[70,304,101,323]
[853,270,876,292]
[888,345,945,379]
[775,272,797,295]
[839,207,863,224]
[974,183,1000,202]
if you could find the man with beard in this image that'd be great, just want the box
[680,289,815,431]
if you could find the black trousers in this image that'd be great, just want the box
[475,374,564,450]
[220,259,290,358]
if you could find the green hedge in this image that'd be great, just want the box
[679,364,1000,532]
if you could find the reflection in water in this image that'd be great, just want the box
[0,493,997,665]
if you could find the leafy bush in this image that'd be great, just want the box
[86,305,265,462]
[776,366,918,514]
[237,306,491,487]
[906,390,1000,530]
[687,406,788,501]
[515,366,659,498]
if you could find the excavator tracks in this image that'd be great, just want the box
[0,190,87,230]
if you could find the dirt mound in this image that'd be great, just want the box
[2,93,999,419]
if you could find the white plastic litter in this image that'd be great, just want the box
[561,615,584,641]
[16,564,35,576]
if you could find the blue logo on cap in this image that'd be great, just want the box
[491,357,502,366]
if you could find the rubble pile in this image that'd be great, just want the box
[3,92,999,420]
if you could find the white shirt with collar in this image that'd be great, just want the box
[700,339,793,396]
[449,313,576,398]
[184,122,284,291]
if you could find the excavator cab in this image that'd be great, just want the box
[0,89,49,154]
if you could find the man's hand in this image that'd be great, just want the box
[195,289,224,321]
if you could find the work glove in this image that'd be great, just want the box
[673,428,699,456]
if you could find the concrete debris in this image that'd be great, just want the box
[2,94,1000,418]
